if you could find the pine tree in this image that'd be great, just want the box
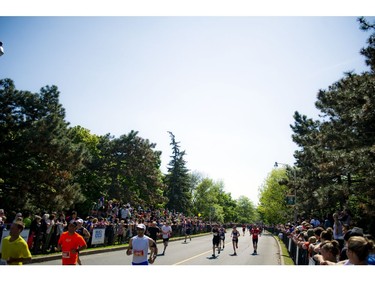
[164,132,192,214]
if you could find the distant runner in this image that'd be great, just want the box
[183,219,192,243]
[250,224,261,254]
[231,226,240,256]
[219,225,226,250]
[212,224,221,257]
[161,221,172,255]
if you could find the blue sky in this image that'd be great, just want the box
[1,1,374,278]
[1,13,374,205]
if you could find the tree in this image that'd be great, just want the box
[106,131,166,207]
[235,195,258,224]
[75,130,167,212]
[0,79,87,212]
[68,126,104,214]
[164,132,192,214]
[289,18,375,233]
[258,169,290,225]
[190,176,239,223]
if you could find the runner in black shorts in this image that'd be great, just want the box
[184,219,192,243]
[219,225,226,250]
[251,225,260,254]
[231,226,240,255]
[212,224,221,257]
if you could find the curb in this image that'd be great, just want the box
[266,230,284,265]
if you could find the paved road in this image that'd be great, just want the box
[30,229,282,265]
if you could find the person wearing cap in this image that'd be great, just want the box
[339,226,364,261]
[76,218,91,242]
[75,218,91,265]
[57,221,87,265]
[126,223,158,265]
[0,221,32,265]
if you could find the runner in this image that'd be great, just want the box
[146,221,160,243]
[242,224,246,236]
[184,219,192,243]
[219,224,226,250]
[231,226,240,256]
[161,221,172,255]
[126,223,157,265]
[212,224,221,257]
[57,221,87,265]
[75,218,90,265]
[250,224,261,254]
[0,221,32,265]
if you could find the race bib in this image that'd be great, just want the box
[62,251,71,258]
[134,250,144,257]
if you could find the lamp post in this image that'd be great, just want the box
[0,41,4,57]
[274,162,297,223]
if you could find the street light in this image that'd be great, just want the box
[0,41,4,57]
[274,162,297,223]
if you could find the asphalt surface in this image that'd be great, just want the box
[30,230,284,265]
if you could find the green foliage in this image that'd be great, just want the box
[0,79,87,212]
[75,130,167,213]
[190,175,255,224]
[258,169,290,225]
[0,79,167,215]
[235,195,258,224]
[164,132,192,214]
[289,18,375,233]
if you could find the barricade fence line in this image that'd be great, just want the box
[265,226,317,266]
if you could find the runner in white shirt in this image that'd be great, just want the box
[126,223,157,265]
[161,221,172,255]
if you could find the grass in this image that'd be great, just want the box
[275,236,295,265]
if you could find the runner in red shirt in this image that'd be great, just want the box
[250,225,261,255]
[57,221,87,265]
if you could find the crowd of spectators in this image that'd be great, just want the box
[271,209,375,265]
[0,199,216,255]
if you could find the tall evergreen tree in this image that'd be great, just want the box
[164,131,192,214]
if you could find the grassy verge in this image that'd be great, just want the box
[275,236,295,265]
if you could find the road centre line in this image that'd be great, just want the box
[173,241,232,265]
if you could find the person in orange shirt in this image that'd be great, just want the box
[57,221,87,265]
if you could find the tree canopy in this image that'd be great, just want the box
[287,17,375,233]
